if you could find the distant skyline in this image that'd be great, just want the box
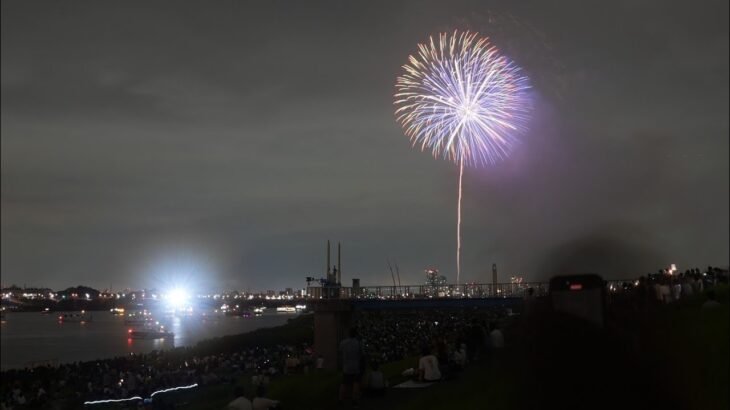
[2,0,728,292]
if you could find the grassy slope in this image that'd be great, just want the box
[180,359,415,409]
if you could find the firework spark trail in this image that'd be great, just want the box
[457,159,464,284]
[394,31,531,284]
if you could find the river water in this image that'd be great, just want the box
[0,310,298,370]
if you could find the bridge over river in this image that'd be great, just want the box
[307,282,549,300]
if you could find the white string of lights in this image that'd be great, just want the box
[84,383,198,406]
[150,383,198,398]
[84,396,143,405]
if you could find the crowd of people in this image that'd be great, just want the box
[609,265,728,305]
[1,342,311,409]
[354,307,510,365]
[335,307,511,407]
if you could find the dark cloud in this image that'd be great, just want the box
[2,0,728,291]
[537,227,667,280]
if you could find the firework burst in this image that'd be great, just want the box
[394,31,532,284]
[395,30,531,167]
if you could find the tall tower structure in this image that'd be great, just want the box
[337,242,342,285]
[326,240,332,282]
[322,240,343,298]
[492,263,498,286]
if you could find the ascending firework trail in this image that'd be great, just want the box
[394,30,532,285]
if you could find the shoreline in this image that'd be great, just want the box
[0,313,312,371]
[1,298,311,313]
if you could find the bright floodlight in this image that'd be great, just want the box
[166,288,189,308]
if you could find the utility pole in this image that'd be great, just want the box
[326,240,331,280]
[337,242,341,285]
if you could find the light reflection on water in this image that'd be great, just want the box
[0,310,298,370]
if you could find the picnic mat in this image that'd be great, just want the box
[393,380,435,388]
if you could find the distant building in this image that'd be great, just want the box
[2,285,53,300]
[57,286,100,300]
[1,285,23,298]
[424,268,447,297]
[425,268,447,287]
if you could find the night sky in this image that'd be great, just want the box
[2,0,728,292]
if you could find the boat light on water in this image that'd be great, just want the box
[276,306,296,313]
[123,310,155,325]
[128,324,174,340]
[295,304,306,310]
[58,311,93,323]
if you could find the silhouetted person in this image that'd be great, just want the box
[364,362,387,397]
[702,290,721,310]
[466,320,485,361]
[635,276,649,312]
[339,328,362,407]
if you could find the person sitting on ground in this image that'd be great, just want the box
[252,385,280,410]
[702,290,721,309]
[252,368,271,389]
[418,347,441,382]
[490,323,505,349]
[11,385,25,406]
[227,386,252,410]
[435,339,452,379]
[315,355,324,372]
[364,362,387,397]
[453,342,467,369]
[284,355,298,374]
